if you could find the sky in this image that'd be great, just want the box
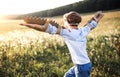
[0,0,83,15]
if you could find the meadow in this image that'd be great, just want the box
[0,10,120,77]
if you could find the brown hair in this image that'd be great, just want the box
[63,11,82,25]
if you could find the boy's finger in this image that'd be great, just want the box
[19,23,26,26]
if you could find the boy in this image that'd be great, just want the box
[20,11,104,77]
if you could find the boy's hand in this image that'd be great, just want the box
[93,11,104,22]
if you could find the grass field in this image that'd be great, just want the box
[0,10,120,77]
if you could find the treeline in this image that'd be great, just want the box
[21,0,120,17]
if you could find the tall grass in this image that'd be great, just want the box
[0,10,120,77]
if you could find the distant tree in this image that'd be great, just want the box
[21,0,120,17]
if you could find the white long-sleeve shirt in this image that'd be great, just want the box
[46,20,97,65]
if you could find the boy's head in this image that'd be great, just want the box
[63,11,82,26]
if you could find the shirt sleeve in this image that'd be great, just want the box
[81,26,91,37]
[46,23,57,34]
[87,20,97,29]
[81,20,97,36]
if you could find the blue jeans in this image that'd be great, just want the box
[64,63,92,77]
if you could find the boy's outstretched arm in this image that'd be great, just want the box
[85,11,104,30]
[91,11,104,22]
[19,19,50,31]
